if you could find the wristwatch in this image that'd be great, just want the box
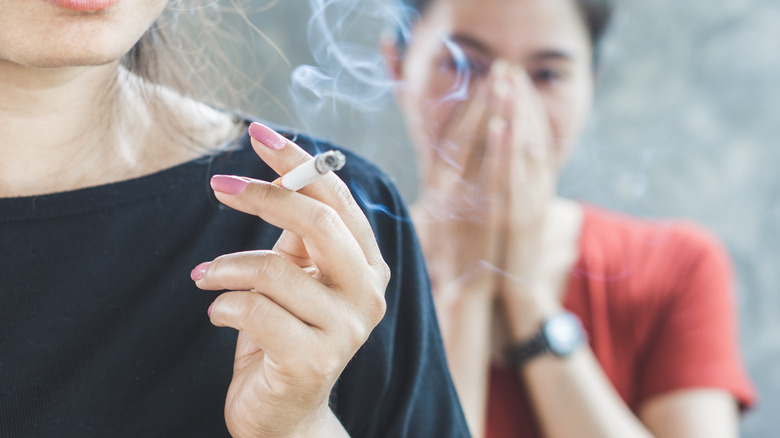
[506,311,586,368]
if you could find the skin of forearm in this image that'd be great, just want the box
[502,277,741,438]
[503,293,653,438]
[435,287,494,438]
[521,349,654,438]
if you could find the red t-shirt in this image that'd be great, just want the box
[485,205,756,438]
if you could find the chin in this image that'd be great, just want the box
[0,0,165,70]
[30,49,127,69]
[1,29,140,69]
[5,48,129,70]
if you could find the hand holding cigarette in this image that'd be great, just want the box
[191,122,388,437]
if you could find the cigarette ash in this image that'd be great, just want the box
[315,150,347,173]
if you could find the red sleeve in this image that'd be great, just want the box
[636,223,756,409]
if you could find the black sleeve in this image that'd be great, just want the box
[322,148,471,438]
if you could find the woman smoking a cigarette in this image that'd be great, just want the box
[0,1,469,436]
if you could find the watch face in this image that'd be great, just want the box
[543,313,584,356]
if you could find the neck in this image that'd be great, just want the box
[0,59,134,196]
[0,58,242,198]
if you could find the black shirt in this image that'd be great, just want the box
[0,125,469,437]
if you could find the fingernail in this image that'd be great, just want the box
[248,122,287,150]
[211,175,249,195]
[207,302,214,318]
[191,262,210,281]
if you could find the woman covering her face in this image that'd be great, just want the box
[0,1,470,436]
[386,0,756,436]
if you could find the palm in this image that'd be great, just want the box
[223,334,269,435]
[224,333,312,436]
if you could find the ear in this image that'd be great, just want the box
[380,31,404,82]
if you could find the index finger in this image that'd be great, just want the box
[246,122,385,270]
[435,73,492,181]
[436,59,510,183]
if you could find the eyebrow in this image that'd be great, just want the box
[531,50,575,62]
[448,34,576,62]
[449,34,494,56]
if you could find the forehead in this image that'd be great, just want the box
[422,0,591,58]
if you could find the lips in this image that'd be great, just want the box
[46,0,121,11]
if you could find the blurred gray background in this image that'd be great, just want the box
[208,0,780,435]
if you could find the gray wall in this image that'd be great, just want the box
[219,0,780,435]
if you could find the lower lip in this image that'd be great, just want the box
[46,0,121,11]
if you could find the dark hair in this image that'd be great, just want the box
[399,0,613,54]
[574,0,613,51]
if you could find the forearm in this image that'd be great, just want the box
[435,288,494,438]
[505,296,653,438]
[521,348,653,438]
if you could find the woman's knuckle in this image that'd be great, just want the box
[254,251,284,282]
[344,317,371,349]
[208,255,230,277]
[308,204,341,234]
[212,292,229,309]
[321,350,345,376]
[329,178,355,210]
[246,295,271,322]
[350,286,386,335]
[368,290,387,324]
[311,357,342,383]
[291,345,341,383]
[251,184,274,212]
[378,261,391,285]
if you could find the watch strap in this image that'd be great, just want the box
[505,312,586,368]
[506,330,549,368]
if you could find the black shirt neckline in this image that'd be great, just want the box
[0,131,254,222]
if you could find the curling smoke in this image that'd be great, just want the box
[290,0,473,111]
[290,0,405,114]
[289,0,477,205]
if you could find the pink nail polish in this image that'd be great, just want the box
[207,302,214,318]
[248,122,287,150]
[190,262,210,281]
[211,175,249,195]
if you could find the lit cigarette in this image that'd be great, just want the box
[275,150,346,191]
